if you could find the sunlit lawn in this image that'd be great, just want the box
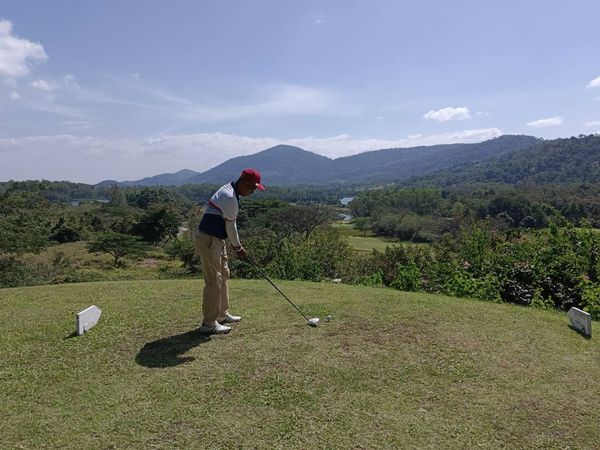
[2,279,599,449]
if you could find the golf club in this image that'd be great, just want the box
[246,257,319,327]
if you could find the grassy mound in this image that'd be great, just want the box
[1,280,599,449]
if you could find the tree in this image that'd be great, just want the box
[86,232,148,266]
[165,238,200,273]
[352,217,371,237]
[127,187,180,210]
[132,204,181,244]
[0,190,50,256]
[0,189,52,287]
[50,217,81,243]
[266,204,335,238]
[109,184,128,209]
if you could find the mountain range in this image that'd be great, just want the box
[403,133,600,187]
[96,135,539,187]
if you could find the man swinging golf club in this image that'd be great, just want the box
[195,168,265,334]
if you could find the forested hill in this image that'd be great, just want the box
[403,134,600,187]
[328,134,538,184]
[96,169,199,188]
[97,135,538,187]
[185,145,336,185]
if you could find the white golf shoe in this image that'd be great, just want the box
[218,312,242,324]
[198,321,231,335]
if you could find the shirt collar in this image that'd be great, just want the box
[231,181,240,201]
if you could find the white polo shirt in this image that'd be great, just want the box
[206,182,239,220]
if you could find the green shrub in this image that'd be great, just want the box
[165,238,200,273]
[0,257,31,288]
[443,267,501,302]
[390,262,422,292]
[356,271,384,287]
[530,288,554,310]
[233,225,352,283]
[580,278,600,320]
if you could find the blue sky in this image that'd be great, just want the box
[1,0,599,183]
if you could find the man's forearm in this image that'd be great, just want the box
[225,219,242,248]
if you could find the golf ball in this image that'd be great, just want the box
[325,315,332,322]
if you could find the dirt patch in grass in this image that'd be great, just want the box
[138,258,159,268]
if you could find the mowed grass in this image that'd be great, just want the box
[1,280,600,449]
[347,235,428,253]
[334,221,427,253]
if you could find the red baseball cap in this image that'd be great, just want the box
[241,168,265,191]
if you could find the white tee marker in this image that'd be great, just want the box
[567,307,592,337]
[76,305,102,335]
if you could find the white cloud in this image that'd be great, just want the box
[31,79,53,91]
[423,106,471,121]
[11,74,348,127]
[26,101,88,119]
[258,84,338,115]
[526,117,564,127]
[62,120,95,130]
[0,128,502,183]
[63,73,79,88]
[0,19,48,78]
[475,111,491,116]
[116,78,344,122]
[9,90,19,100]
[587,76,600,88]
[585,121,600,127]
[284,128,502,158]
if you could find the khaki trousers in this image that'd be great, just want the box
[194,231,230,323]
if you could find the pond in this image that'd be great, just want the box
[340,196,355,206]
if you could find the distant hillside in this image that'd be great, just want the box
[404,134,600,187]
[186,145,335,185]
[96,135,538,187]
[96,169,199,187]
[330,135,538,184]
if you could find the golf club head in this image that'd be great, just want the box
[308,318,319,327]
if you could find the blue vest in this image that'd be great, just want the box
[197,182,240,239]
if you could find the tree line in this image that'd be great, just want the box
[2,168,600,320]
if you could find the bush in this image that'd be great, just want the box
[0,257,32,288]
[50,218,81,243]
[580,278,600,320]
[165,238,200,273]
[390,262,422,292]
[443,268,501,302]
[356,271,384,287]
[132,204,181,244]
[500,263,537,306]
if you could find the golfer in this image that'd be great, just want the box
[195,168,265,334]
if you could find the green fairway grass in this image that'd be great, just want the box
[1,280,599,449]
[334,221,427,253]
[347,235,428,253]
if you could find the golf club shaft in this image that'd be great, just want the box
[246,258,311,322]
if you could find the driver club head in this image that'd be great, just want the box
[307,318,320,327]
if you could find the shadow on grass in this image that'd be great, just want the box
[567,325,592,340]
[136,329,212,368]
